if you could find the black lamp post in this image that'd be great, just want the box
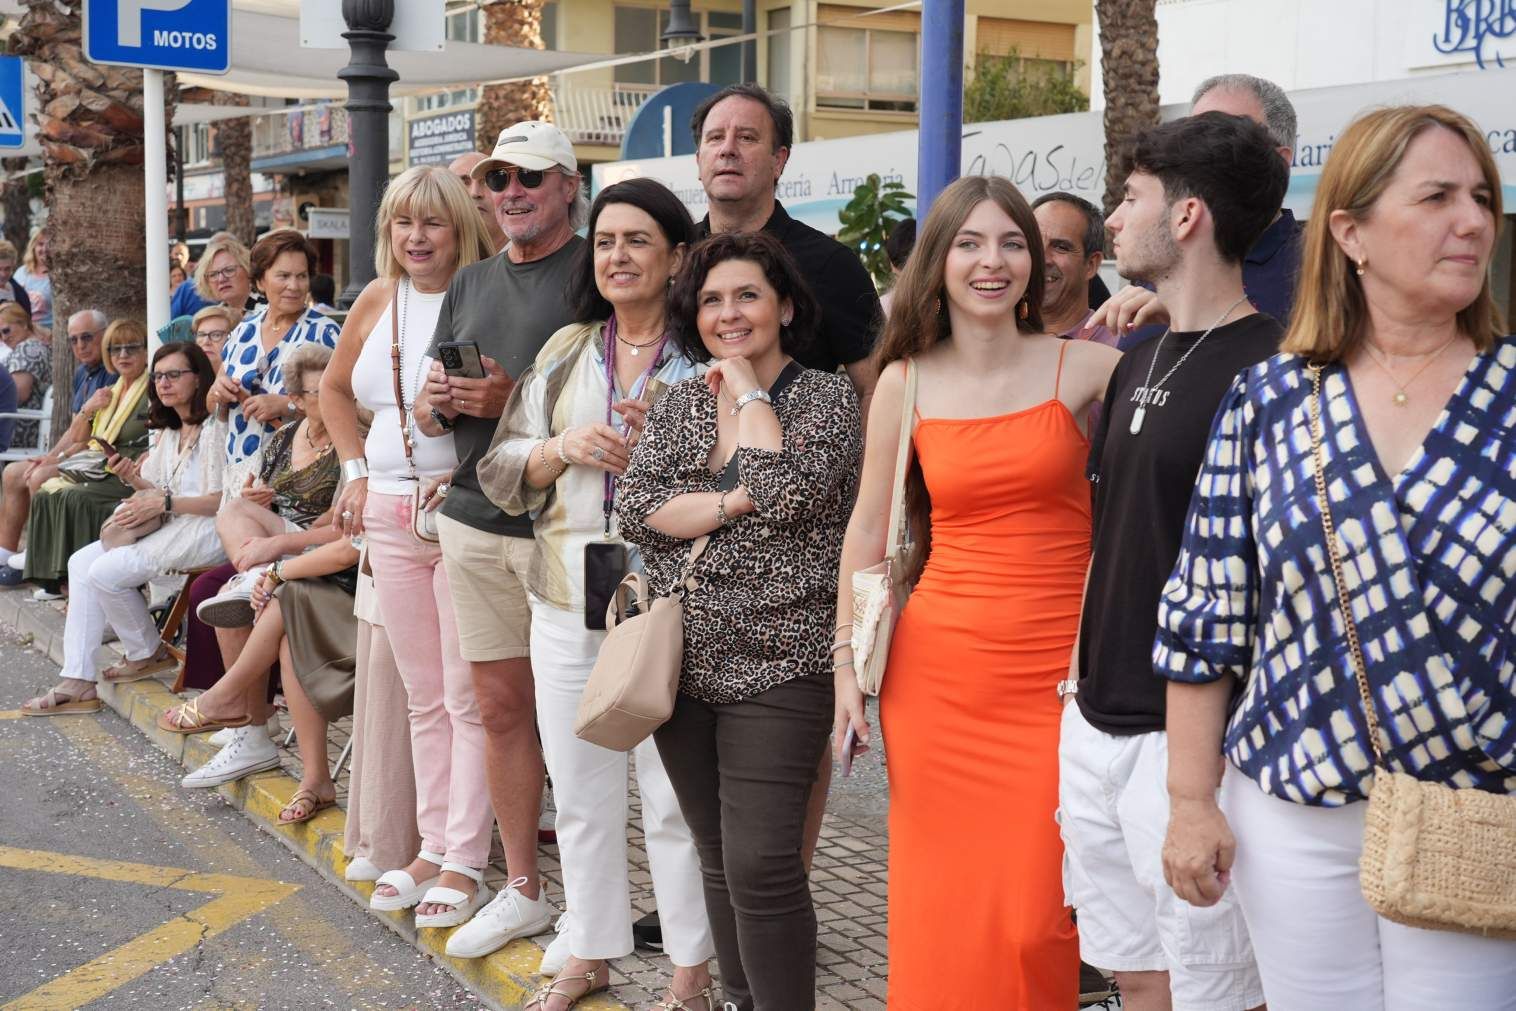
[338,0,398,309]
[660,0,703,56]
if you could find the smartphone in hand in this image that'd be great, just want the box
[437,340,486,380]
[841,725,862,777]
[94,437,119,457]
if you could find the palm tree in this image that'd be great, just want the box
[1095,0,1160,242]
[477,0,554,149]
[0,157,31,249]
[9,0,175,438]
[211,92,255,246]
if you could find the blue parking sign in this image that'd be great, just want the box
[0,57,23,150]
[84,0,231,74]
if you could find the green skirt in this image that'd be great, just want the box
[23,478,135,584]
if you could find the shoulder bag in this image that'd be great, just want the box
[391,281,440,543]
[1307,362,1516,939]
[575,535,709,751]
[849,358,917,696]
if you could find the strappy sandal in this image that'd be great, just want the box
[278,788,335,824]
[102,648,176,684]
[414,862,493,929]
[157,698,251,734]
[653,984,717,1010]
[20,681,102,716]
[523,968,609,1010]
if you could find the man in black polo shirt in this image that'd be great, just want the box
[691,84,881,410]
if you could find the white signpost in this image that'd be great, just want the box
[83,0,232,339]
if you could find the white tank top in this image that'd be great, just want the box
[350,281,457,495]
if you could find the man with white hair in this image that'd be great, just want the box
[66,309,115,412]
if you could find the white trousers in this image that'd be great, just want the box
[530,599,714,966]
[1223,764,1516,1011]
[60,540,163,682]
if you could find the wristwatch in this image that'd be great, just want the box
[732,389,772,413]
[430,408,456,432]
[1056,679,1079,701]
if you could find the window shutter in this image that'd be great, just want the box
[975,17,1076,62]
[818,3,920,34]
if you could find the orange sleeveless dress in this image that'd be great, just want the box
[880,353,1088,1010]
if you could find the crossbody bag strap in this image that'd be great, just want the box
[883,359,918,558]
[676,533,710,595]
[389,283,418,474]
[1307,363,1386,768]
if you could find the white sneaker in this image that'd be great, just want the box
[210,715,280,747]
[538,912,572,976]
[181,725,280,788]
[195,567,267,628]
[7,551,24,570]
[443,876,555,959]
[30,586,61,601]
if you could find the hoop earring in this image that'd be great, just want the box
[1355,258,1367,277]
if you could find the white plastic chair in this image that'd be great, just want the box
[0,387,55,464]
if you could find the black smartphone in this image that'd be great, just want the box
[437,340,486,380]
[94,437,119,457]
[584,542,628,631]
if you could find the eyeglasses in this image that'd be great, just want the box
[206,266,242,282]
[109,343,146,357]
[68,332,97,345]
[194,330,230,343]
[484,166,548,192]
[151,369,193,384]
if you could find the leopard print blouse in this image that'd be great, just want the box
[617,368,862,704]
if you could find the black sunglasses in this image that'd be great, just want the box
[484,166,548,192]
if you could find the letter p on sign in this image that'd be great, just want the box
[119,0,194,47]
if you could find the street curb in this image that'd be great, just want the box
[2,586,630,1011]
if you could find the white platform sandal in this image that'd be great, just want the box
[369,849,443,911]
[414,862,493,929]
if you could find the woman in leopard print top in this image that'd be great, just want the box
[616,232,861,1010]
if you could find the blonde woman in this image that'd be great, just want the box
[191,304,241,375]
[320,165,501,929]
[15,228,52,332]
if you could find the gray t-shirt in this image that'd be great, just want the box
[428,236,584,536]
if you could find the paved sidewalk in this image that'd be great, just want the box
[2,585,893,1009]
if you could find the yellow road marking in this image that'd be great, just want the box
[0,710,24,719]
[0,846,298,1011]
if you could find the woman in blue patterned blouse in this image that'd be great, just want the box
[207,229,340,473]
[1155,105,1515,1008]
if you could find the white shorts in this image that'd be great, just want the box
[1058,702,1264,1011]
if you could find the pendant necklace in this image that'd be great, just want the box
[1129,295,1249,436]
[618,332,662,357]
[1360,334,1458,407]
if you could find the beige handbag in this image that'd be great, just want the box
[575,535,709,751]
[1307,363,1516,938]
[850,358,917,697]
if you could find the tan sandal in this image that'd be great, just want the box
[21,681,102,716]
[653,984,716,1010]
[278,788,335,824]
[157,698,251,734]
[102,648,176,684]
[524,968,608,1010]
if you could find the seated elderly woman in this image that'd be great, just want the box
[19,342,227,715]
[161,533,361,799]
[175,344,342,718]
[0,320,154,593]
[0,300,51,449]
[191,304,240,375]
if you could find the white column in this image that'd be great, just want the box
[143,68,170,344]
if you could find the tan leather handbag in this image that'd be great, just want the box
[850,358,917,696]
[1307,363,1516,938]
[575,535,709,751]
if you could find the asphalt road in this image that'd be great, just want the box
[0,625,486,1011]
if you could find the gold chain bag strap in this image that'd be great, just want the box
[850,358,917,696]
[391,282,440,543]
[1307,363,1516,938]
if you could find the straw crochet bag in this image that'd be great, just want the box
[1307,363,1516,938]
[850,359,916,696]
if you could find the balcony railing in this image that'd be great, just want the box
[252,104,351,159]
[549,83,658,147]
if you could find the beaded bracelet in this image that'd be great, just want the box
[556,434,572,468]
[538,438,565,478]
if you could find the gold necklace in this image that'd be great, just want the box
[1360,335,1458,407]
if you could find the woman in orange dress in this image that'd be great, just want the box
[834,175,1119,1010]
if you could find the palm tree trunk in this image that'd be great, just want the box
[212,92,255,245]
[9,0,176,442]
[1095,0,1160,247]
[0,158,31,250]
[477,0,554,149]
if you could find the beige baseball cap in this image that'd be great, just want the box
[473,121,578,177]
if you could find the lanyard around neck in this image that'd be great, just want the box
[602,314,670,537]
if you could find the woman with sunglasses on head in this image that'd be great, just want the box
[474,178,715,1008]
[20,342,227,714]
[3,321,155,594]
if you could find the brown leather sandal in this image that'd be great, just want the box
[278,788,335,824]
[102,648,176,683]
[523,968,608,1010]
[157,698,251,734]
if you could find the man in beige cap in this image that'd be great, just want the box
[414,120,586,953]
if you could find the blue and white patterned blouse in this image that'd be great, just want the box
[1155,339,1516,807]
[221,305,340,465]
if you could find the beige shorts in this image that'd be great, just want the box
[436,512,534,662]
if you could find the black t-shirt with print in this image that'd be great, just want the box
[1076,312,1284,736]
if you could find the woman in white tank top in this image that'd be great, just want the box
[320,165,499,928]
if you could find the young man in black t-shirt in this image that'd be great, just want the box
[1057,113,1287,1011]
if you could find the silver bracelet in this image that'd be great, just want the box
[340,458,369,483]
[716,490,730,526]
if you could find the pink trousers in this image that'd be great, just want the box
[363,491,493,869]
